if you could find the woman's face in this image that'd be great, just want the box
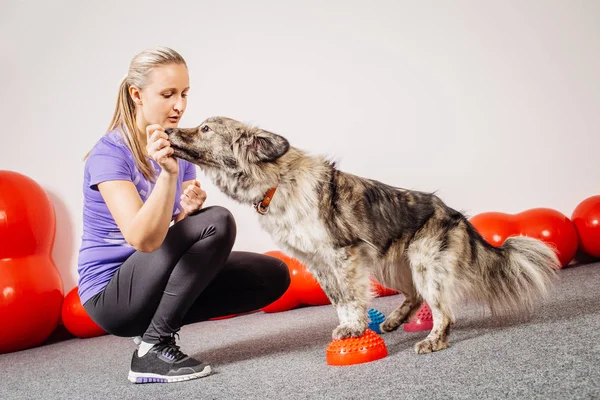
[132,63,190,130]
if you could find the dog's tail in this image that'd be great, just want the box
[465,226,560,316]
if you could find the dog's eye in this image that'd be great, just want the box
[201,125,210,133]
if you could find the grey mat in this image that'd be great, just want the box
[1,263,599,399]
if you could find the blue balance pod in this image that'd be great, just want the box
[368,308,386,334]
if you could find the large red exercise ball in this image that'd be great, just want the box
[0,170,64,354]
[260,251,299,313]
[261,251,329,313]
[289,256,331,307]
[61,286,106,339]
[470,208,578,268]
[370,278,399,297]
[571,195,600,259]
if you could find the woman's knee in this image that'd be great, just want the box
[83,300,148,338]
[262,255,291,299]
[189,206,237,247]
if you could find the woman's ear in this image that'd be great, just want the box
[129,85,143,106]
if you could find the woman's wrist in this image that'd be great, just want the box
[158,168,179,181]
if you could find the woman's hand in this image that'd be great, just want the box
[180,180,207,216]
[146,124,179,175]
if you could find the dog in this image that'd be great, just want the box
[166,117,559,354]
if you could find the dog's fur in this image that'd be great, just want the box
[166,117,560,354]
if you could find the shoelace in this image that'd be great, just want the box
[155,333,188,362]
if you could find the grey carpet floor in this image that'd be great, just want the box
[1,262,599,400]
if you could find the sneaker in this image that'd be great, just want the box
[128,335,212,383]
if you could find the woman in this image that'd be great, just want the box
[78,46,290,384]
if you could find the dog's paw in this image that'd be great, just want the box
[414,338,449,354]
[332,324,366,340]
[379,319,400,334]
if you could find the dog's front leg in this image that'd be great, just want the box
[310,251,373,340]
[332,300,370,340]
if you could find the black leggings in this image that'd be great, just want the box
[83,206,290,344]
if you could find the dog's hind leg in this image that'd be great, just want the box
[380,296,422,333]
[413,303,452,354]
[406,236,454,354]
[379,257,423,333]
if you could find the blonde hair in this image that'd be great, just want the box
[86,46,187,181]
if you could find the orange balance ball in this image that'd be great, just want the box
[470,208,578,268]
[572,195,600,259]
[61,286,106,339]
[0,171,64,354]
[326,329,388,366]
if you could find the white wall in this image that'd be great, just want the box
[1,0,599,292]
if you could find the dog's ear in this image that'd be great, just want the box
[248,130,290,163]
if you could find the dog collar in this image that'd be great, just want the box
[254,187,278,215]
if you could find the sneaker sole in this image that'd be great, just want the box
[127,365,212,384]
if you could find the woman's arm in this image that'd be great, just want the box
[98,124,180,252]
[98,170,178,252]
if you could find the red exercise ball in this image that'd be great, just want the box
[370,278,399,297]
[61,286,106,339]
[470,208,578,268]
[469,212,518,247]
[261,251,301,313]
[208,314,239,321]
[0,170,64,354]
[292,258,330,307]
[261,251,331,313]
[572,195,600,259]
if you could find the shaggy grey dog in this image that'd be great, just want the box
[166,117,559,354]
